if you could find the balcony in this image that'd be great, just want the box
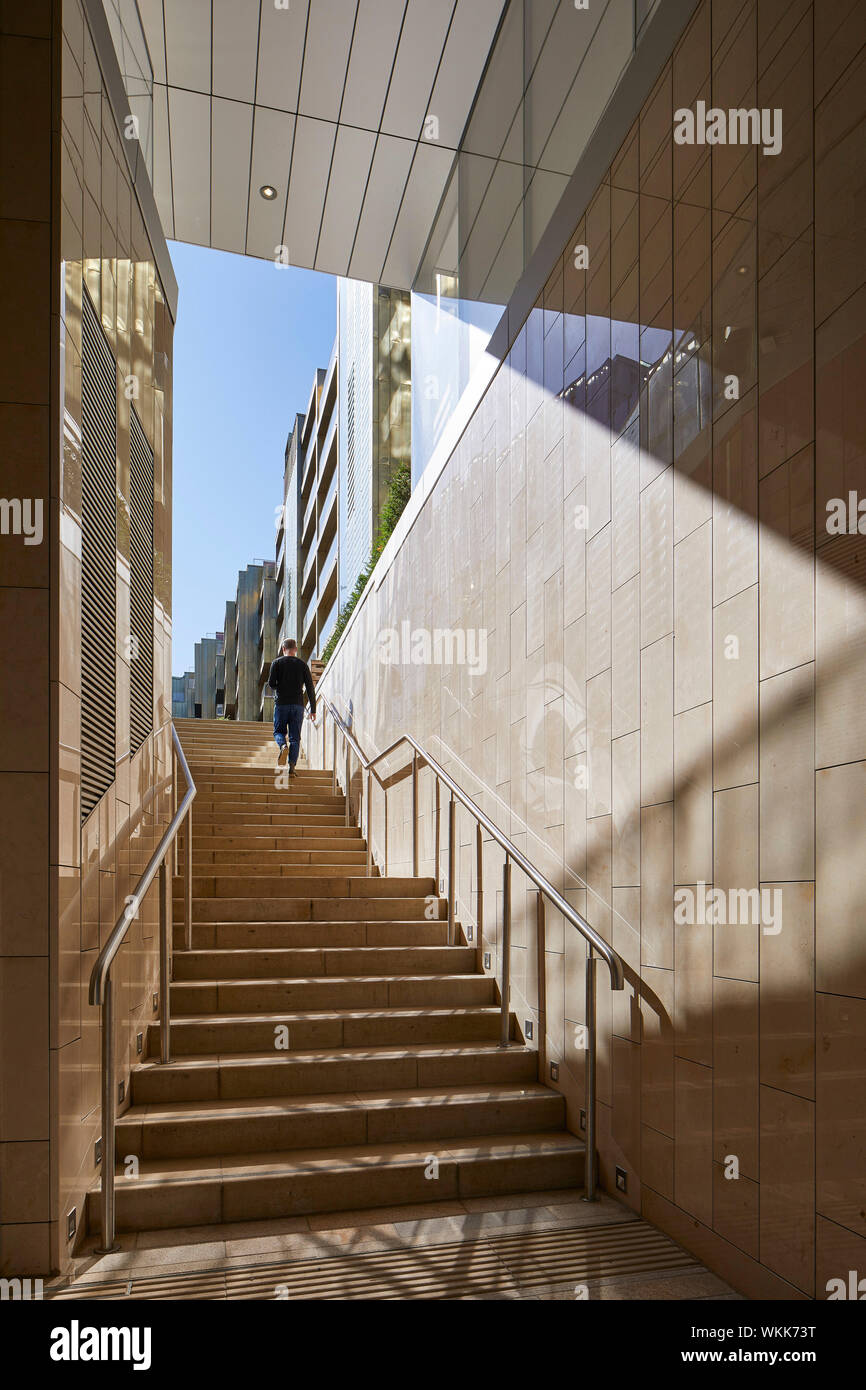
[301,543,316,594]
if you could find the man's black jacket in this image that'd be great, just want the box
[268,654,316,715]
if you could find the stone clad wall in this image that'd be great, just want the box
[317,0,866,1300]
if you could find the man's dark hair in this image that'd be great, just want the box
[281,638,298,654]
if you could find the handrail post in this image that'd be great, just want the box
[434,777,440,889]
[499,856,511,1047]
[185,802,193,952]
[584,949,598,1201]
[475,821,483,972]
[447,794,456,945]
[172,744,179,875]
[383,790,389,876]
[366,769,373,876]
[536,892,547,1082]
[332,720,337,795]
[411,752,418,878]
[158,858,171,1064]
[96,978,118,1253]
[345,738,351,827]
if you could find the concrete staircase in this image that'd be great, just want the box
[94,718,585,1235]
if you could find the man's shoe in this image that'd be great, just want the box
[277,745,288,767]
[288,762,296,777]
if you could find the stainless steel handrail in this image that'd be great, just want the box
[88,722,196,1253]
[319,695,624,1202]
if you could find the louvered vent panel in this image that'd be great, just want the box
[80,292,117,822]
[129,406,154,754]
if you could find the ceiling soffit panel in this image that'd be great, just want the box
[380,0,456,141]
[134,0,509,288]
[246,108,296,260]
[297,0,358,123]
[340,0,407,131]
[256,0,309,111]
[212,0,260,103]
[210,96,254,253]
[315,125,377,276]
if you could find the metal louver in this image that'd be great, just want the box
[80,291,117,823]
[129,406,154,755]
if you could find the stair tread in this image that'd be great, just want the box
[170,1005,501,1023]
[174,973,485,987]
[117,1131,584,1183]
[136,1042,533,1069]
[119,1082,557,1122]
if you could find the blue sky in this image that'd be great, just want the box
[169,242,336,676]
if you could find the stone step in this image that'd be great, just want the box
[170,973,496,1014]
[173,874,435,899]
[154,1005,508,1056]
[188,849,369,866]
[172,945,476,981]
[131,1042,537,1104]
[177,896,445,923]
[181,864,375,882]
[191,812,349,827]
[116,1084,563,1160]
[92,1131,585,1232]
[185,830,363,847]
[171,921,452,950]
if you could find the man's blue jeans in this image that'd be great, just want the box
[274,703,304,768]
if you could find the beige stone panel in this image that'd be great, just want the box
[640,465,674,646]
[563,480,587,628]
[0,955,49,1140]
[54,680,81,870]
[563,751,587,883]
[713,976,759,1180]
[815,540,866,770]
[713,783,759,982]
[640,634,673,806]
[585,522,611,680]
[543,696,564,830]
[58,537,82,698]
[0,1140,50,1225]
[674,701,712,886]
[0,404,50,589]
[815,44,866,325]
[674,1056,713,1225]
[0,772,49,955]
[816,761,866,999]
[674,885,713,1068]
[673,427,713,545]
[509,486,526,613]
[509,602,527,729]
[758,242,814,478]
[641,964,674,1138]
[760,1086,815,1295]
[611,575,639,741]
[712,395,758,605]
[52,865,81,1051]
[640,801,673,969]
[816,1216,866,1302]
[712,584,759,790]
[610,422,639,589]
[585,814,611,943]
[641,1123,674,1201]
[760,882,815,1101]
[611,731,640,888]
[0,587,49,773]
[586,668,611,820]
[816,992,866,1240]
[759,665,815,883]
[525,525,544,658]
[611,1035,641,1178]
[712,1163,759,1260]
[674,520,712,713]
[611,885,640,1042]
[759,448,815,679]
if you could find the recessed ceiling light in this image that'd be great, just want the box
[259,185,278,200]
[736,264,748,275]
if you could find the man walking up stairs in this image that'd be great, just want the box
[267,638,316,775]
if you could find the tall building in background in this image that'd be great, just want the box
[277,413,304,651]
[172,671,195,719]
[338,282,411,607]
[297,350,339,659]
[193,633,224,719]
